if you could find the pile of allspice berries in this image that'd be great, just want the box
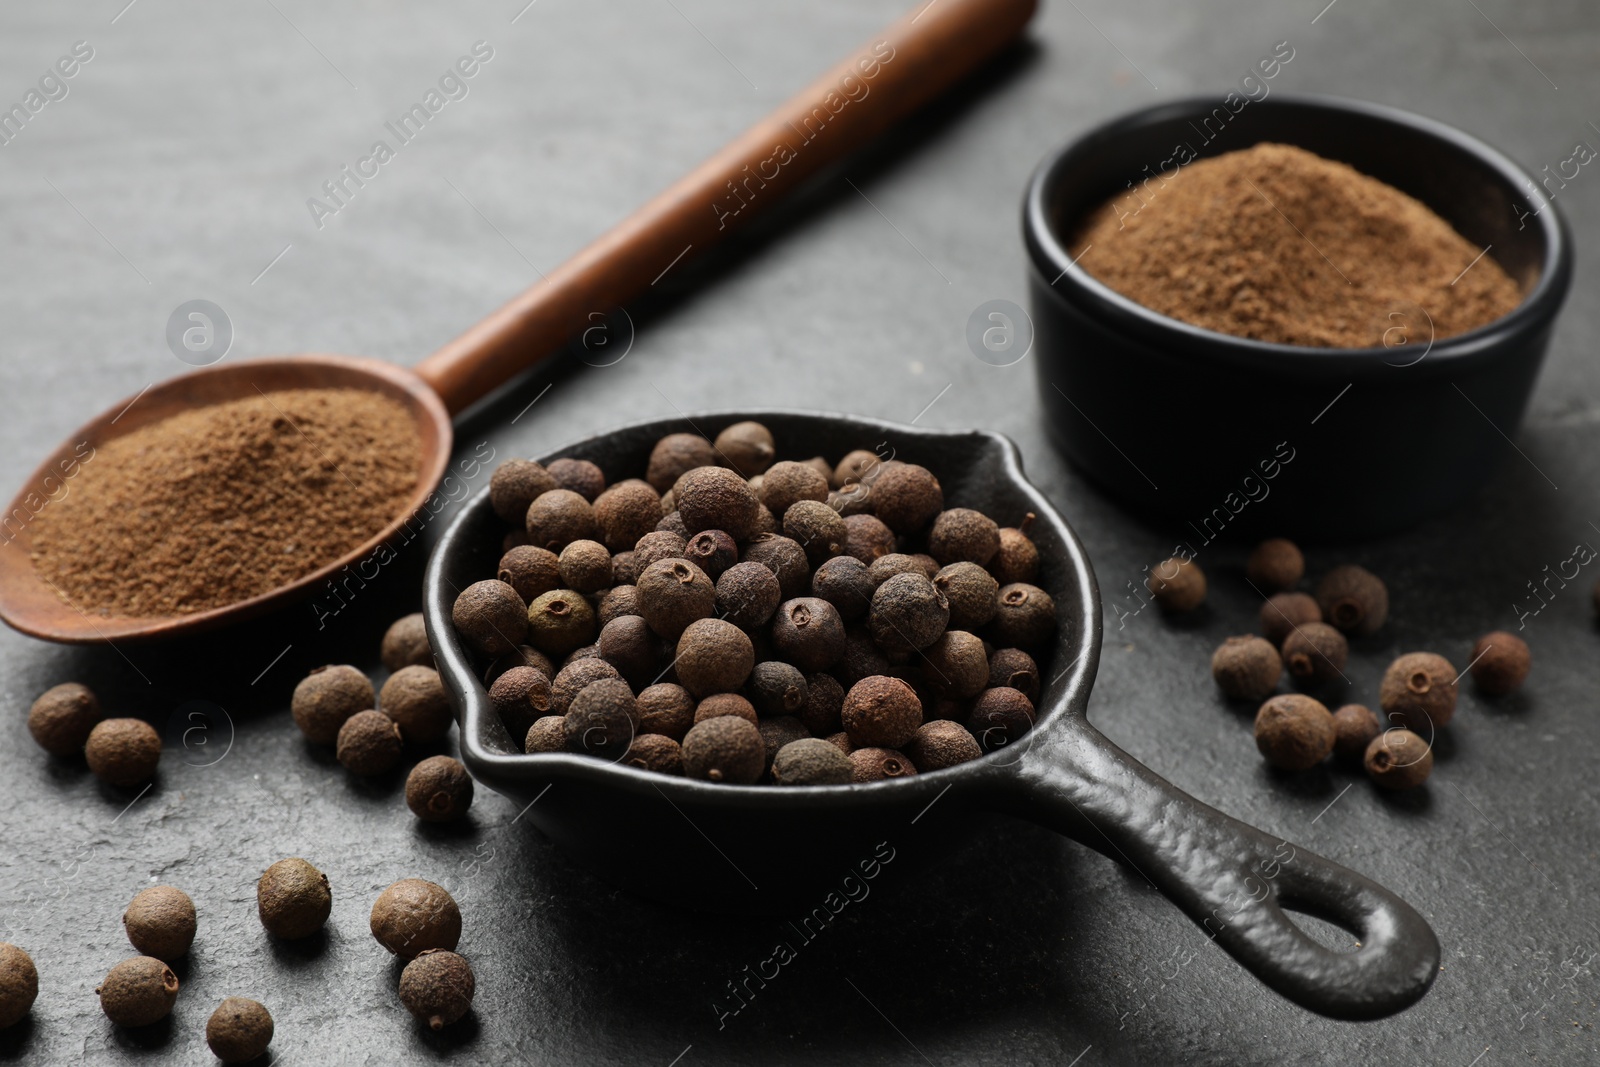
[1146,538,1531,791]
[451,420,1057,785]
[0,863,473,1058]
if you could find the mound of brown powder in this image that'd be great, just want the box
[32,388,420,617]
[1073,143,1523,347]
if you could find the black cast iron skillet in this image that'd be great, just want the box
[423,410,1440,1021]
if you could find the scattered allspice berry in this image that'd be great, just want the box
[27,681,103,757]
[713,420,776,476]
[1468,631,1530,695]
[291,664,375,745]
[1281,621,1349,688]
[399,949,476,1031]
[771,737,853,785]
[1245,538,1304,593]
[1148,557,1206,613]
[96,956,179,1027]
[681,715,765,783]
[1379,652,1458,733]
[1364,729,1433,789]
[489,459,557,524]
[905,720,982,772]
[1331,704,1382,760]
[122,885,196,962]
[1260,591,1322,647]
[1210,635,1282,701]
[451,580,528,658]
[380,666,453,744]
[406,756,475,823]
[206,997,274,1064]
[336,710,406,776]
[849,747,917,782]
[257,858,332,940]
[84,718,162,787]
[381,613,434,671]
[1253,694,1335,770]
[0,944,38,1029]
[1316,564,1389,637]
[547,457,606,501]
[371,879,462,959]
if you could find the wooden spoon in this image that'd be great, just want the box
[0,0,1036,643]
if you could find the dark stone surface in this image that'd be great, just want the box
[0,1,1595,1064]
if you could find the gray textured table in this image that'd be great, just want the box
[1,1,1595,1064]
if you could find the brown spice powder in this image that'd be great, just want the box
[32,388,419,617]
[1073,143,1524,347]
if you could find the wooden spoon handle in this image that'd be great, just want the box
[414,0,1037,415]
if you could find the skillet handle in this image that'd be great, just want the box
[998,718,1440,1020]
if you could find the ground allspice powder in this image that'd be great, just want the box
[31,388,418,617]
[1075,143,1523,347]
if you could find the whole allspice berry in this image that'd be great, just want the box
[1253,694,1335,770]
[748,661,808,717]
[1147,557,1206,613]
[406,756,475,823]
[681,715,765,783]
[85,719,162,787]
[741,533,811,599]
[966,687,1035,752]
[843,513,895,566]
[906,719,982,772]
[811,555,874,621]
[1246,538,1305,593]
[380,665,453,744]
[694,692,758,725]
[489,459,558,523]
[381,613,434,671]
[1364,729,1433,789]
[647,432,716,493]
[713,420,776,475]
[96,956,179,1027]
[292,664,376,745]
[525,716,568,753]
[497,545,563,603]
[488,665,553,741]
[842,676,923,749]
[759,460,831,519]
[757,716,811,772]
[1469,631,1530,695]
[566,679,638,760]
[869,573,949,654]
[1260,592,1322,647]
[399,949,476,1031]
[1211,635,1282,701]
[685,529,738,580]
[624,733,684,775]
[771,738,853,785]
[599,584,640,626]
[257,858,332,940]
[598,615,664,690]
[558,540,613,594]
[922,630,989,699]
[870,463,944,534]
[676,618,755,697]
[800,672,845,736]
[551,658,621,715]
[1379,652,1458,732]
[850,747,917,782]
[928,508,1000,567]
[637,683,696,740]
[525,488,597,551]
[637,558,716,640]
[593,479,664,553]
[784,500,849,566]
[206,997,274,1063]
[633,530,689,572]
[526,588,598,657]
[978,648,1036,703]
[452,580,529,657]
[1281,622,1349,688]
[1316,564,1389,637]
[337,710,405,776]
[716,561,782,630]
[989,514,1040,586]
[935,562,1000,631]
[0,943,38,1029]
[371,879,461,959]
[675,467,763,541]
[832,449,883,488]
[1331,704,1382,760]
[123,885,196,961]
[986,582,1055,650]
[547,457,606,502]
[772,597,847,671]
[28,681,103,757]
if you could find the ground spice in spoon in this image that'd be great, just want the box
[31,388,418,617]
[1073,143,1523,347]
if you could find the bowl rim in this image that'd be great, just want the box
[425,408,1103,809]
[1023,92,1574,375]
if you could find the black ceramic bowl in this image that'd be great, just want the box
[425,410,1439,1019]
[1025,94,1573,540]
